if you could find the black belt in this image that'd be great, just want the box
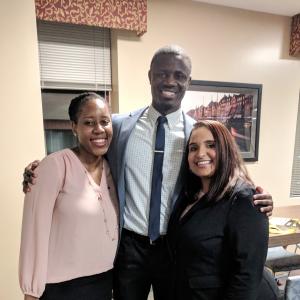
[122,228,166,246]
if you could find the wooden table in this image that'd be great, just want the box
[269,231,300,247]
[268,208,300,247]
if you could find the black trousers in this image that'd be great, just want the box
[40,270,113,300]
[113,229,173,300]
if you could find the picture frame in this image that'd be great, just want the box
[182,80,262,161]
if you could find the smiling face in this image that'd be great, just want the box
[148,53,191,115]
[188,126,217,191]
[72,98,112,160]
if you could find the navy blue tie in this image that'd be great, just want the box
[148,116,167,242]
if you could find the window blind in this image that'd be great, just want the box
[37,20,111,91]
[291,94,300,197]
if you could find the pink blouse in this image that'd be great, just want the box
[19,149,119,297]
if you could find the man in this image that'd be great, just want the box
[23,45,273,300]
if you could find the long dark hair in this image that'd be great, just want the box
[184,120,254,203]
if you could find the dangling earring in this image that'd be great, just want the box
[74,133,77,137]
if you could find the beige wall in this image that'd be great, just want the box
[1,0,300,298]
[113,0,300,206]
[0,0,45,299]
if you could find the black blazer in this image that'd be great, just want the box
[167,181,269,300]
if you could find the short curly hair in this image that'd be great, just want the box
[150,44,192,74]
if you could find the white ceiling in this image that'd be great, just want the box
[193,0,300,17]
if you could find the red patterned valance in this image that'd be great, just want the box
[290,14,300,56]
[35,0,147,35]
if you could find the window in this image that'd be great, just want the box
[37,21,111,154]
[38,20,111,90]
[291,93,300,197]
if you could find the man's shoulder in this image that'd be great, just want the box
[112,107,147,123]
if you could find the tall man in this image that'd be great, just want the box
[23,45,273,300]
[109,45,194,300]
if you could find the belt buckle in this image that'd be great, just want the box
[150,239,156,246]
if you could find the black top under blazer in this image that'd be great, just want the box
[167,180,269,300]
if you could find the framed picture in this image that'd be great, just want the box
[182,80,262,161]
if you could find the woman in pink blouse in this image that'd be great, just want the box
[19,92,119,300]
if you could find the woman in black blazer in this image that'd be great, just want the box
[167,120,269,300]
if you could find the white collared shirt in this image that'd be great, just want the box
[123,105,185,235]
